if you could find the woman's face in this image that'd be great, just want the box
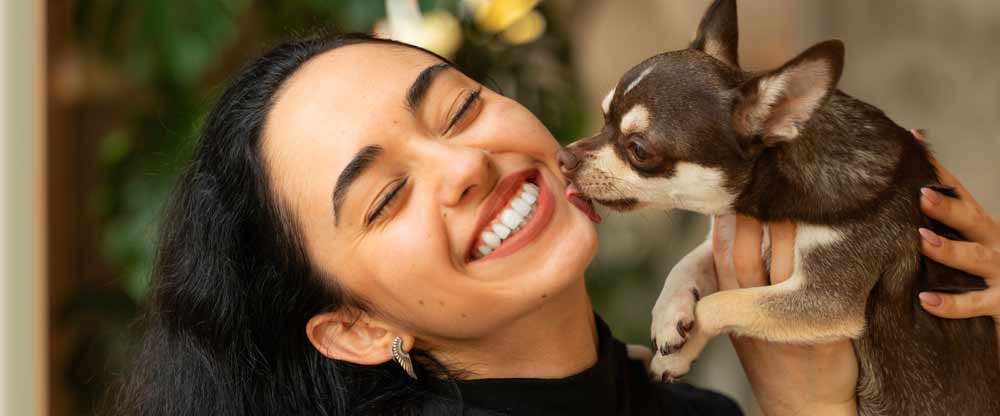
[263,43,598,342]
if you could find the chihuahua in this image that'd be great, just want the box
[559,0,1000,414]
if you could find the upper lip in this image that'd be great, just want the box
[466,168,539,261]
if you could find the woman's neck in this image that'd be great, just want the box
[433,278,599,380]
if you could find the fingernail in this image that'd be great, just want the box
[920,187,941,205]
[919,292,942,307]
[918,227,943,246]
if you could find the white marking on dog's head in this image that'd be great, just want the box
[620,105,650,135]
[601,88,616,115]
[624,65,656,95]
[586,146,735,214]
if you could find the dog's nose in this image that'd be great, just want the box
[557,148,580,175]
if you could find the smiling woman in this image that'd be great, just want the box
[109,32,864,416]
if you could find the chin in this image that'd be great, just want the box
[542,208,599,286]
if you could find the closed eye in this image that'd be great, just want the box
[443,87,482,135]
[366,177,408,225]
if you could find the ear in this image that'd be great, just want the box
[732,40,845,143]
[306,311,410,365]
[690,0,740,69]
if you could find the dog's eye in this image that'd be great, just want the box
[627,139,651,162]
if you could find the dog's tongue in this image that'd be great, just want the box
[565,183,602,223]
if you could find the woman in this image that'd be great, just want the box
[112,33,1000,415]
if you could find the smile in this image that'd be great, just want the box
[467,169,554,263]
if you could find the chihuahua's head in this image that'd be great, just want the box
[560,0,844,215]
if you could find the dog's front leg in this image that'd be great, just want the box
[652,279,865,381]
[650,239,717,371]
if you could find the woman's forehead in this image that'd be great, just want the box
[264,44,442,174]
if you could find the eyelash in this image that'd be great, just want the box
[444,87,482,134]
[367,178,407,224]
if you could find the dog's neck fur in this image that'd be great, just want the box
[731,90,910,224]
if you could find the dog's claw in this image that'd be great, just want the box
[676,320,694,338]
[651,283,698,367]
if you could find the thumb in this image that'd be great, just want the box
[918,290,1000,320]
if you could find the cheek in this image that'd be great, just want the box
[363,212,455,305]
[479,96,560,155]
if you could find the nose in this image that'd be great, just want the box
[557,148,580,176]
[438,146,493,207]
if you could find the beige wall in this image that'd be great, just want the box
[566,1,1000,414]
[2,0,45,415]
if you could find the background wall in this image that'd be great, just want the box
[2,1,45,415]
[20,1,1000,415]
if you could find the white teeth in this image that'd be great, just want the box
[472,180,543,260]
[492,223,512,239]
[511,198,531,216]
[481,230,502,249]
[520,191,537,204]
[500,209,524,229]
[523,183,539,195]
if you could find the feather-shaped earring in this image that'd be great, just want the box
[392,336,417,379]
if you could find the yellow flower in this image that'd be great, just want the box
[500,10,545,44]
[471,0,540,33]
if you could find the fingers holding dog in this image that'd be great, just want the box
[730,215,767,288]
[712,216,796,289]
[919,288,1000,320]
[921,187,1000,249]
[712,215,742,291]
[919,229,1000,281]
[918,228,1000,322]
[766,221,796,285]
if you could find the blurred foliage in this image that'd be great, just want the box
[66,0,588,412]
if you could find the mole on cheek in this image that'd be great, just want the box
[541,294,548,299]
[438,300,445,306]
[461,313,468,318]
[418,299,425,306]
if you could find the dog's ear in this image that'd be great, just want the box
[690,0,740,69]
[732,40,844,144]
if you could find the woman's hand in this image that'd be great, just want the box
[713,215,858,416]
[913,131,1000,339]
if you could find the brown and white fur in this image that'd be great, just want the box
[559,1,1000,414]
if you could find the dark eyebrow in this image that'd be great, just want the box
[406,63,450,115]
[332,144,383,225]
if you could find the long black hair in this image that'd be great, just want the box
[111,33,460,416]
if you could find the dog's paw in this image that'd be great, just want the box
[651,287,698,356]
[650,349,693,382]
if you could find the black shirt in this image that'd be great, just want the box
[422,316,742,415]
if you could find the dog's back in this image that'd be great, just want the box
[775,93,1000,415]
[846,122,1000,415]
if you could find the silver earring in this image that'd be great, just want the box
[392,336,417,379]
